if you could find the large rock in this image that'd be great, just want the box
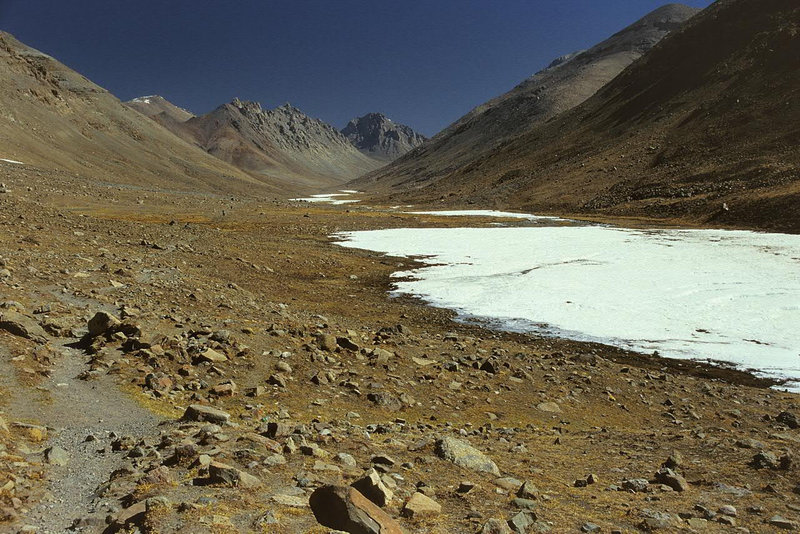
[310,485,406,534]
[197,347,228,363]
[181,404,230,424]
[479,519,514,533]
[208,461,261,488]
[0,311,48,343]
[352,468,394,507]
[401,492,441,518]
[435,436,500,476]
[87,311,121,337]
[653,467,688,492]
[45,446,69,466]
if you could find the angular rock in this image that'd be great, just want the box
[752,450,779,469]
[769,515,800,530]
[401,492,441,518]
[508,511,534,533]
[777,411,800,429]
[181,404,230,424]
[208,461,261,488]
[479,519,514,534]
[310,485,406,534]
[367,392,403,411]
[0,311,48,343]
[536,402,562,414]
[337,336,359,351]
[87,311,121,337]
[352,468,394,507]
[653,468,688,492]
[316,333,338,352]
[435,436,500,476]
[44,446,69,466]
[197,347,228,363]
[517,481,539,499]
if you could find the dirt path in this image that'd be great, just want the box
[0,339,160,533]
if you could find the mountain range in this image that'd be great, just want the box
[351,3,699,192]
[2,0,798,230]
[124,97,425,191]
[354,0,800,232]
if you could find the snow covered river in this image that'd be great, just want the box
[336,216,800,389]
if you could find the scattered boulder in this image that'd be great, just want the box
[751,451,779,469]
[536,402,562,414]
[316,333,338,352]
[401,492,441,518]
[44,446,69,466]
[352,468,394,507]
[367,392,403,411]
[653,468,688,492]
[208,461,261,488]
[197,347,228,363]
[777,411,800,429]
[181,404,230,424]
[310,485,406,534]
[87,311,121,337]
[769,515,800,530]
[0,311,48,343]
[435,436,500,476]
[337,336,359,351]
[479,519,514,533]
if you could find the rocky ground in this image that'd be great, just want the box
[2,160,800,533]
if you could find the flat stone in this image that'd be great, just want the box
[271,494,309,507]
[198,348,228,363]
[208,461,261,488]
[182,404,230,424]
[536,402,562,414]
[435,436,500,476]
[401,492,441,518]
[0,311,48,343]
[44,446,69,466]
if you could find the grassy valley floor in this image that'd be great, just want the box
[1,161,799,533]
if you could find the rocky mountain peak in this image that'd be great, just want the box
[341,113,426,161]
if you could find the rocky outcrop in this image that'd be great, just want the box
[342,113,426,161]
[310,485,406,534]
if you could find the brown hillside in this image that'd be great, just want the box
[352,4,699,192]
[0,32,275,195]
[363,0,800,233]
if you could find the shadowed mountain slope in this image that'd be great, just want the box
[365,0,800,232]
[352,4,699,192]
[341,112,426,161]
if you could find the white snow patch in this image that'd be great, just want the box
[132,95,157,104]
[407,209,567,222]
[292,193,360,205]
[0,158,24,165]
[336,225,800,390]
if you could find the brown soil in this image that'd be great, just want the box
[2,160,800,533]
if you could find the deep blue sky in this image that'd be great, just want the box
[2,0,712,136]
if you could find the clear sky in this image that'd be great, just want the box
[2,0,712,136]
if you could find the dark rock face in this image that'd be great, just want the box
[342,113,426,161]
[309,485,406,534]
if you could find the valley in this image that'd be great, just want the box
[1,0,799,532]
[2,160,800,533]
